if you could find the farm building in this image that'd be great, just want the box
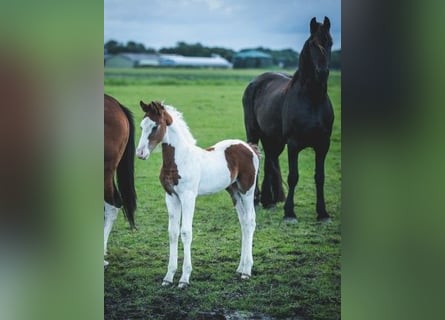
[104,53,232,69]
[104,53,160,68]
[159,54,232,68]
[232,50,273,68]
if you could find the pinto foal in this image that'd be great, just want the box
[136,101,259,288]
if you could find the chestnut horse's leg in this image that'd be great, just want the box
[162,194,181,286]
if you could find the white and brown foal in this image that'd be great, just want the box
[136,101,259,288]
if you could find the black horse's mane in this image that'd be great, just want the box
[286,31,330,101]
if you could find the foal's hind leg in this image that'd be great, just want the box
[235,191,256,279]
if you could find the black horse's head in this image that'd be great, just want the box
[303,16,333,83]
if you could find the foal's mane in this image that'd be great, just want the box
[164,105,197,146]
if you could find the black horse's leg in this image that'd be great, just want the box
[314,144,330,221]
[271,157,286,203]
[283,145,299,221]
[260,154,275,209]
[253,174,261,206]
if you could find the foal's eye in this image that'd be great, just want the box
[149,125,158,137]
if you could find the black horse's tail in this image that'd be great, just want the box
[242,81,261,145]
[116,104,137,228]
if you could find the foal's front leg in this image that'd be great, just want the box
[178,191,196,288]
[162,194,181,286]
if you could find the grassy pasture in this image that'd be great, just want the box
[104,68,341,319]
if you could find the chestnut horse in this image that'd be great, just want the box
[136,101,259,288]
[104,94,137,266]
[242,17,334,222]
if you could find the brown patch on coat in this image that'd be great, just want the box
[160,143,181,195]
[224,144,257,194]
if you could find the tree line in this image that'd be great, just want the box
[104,40,341,69]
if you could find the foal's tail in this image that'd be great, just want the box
[248,143,261,162]
[116,104,137,229]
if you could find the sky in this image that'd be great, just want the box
[104,0,341,52]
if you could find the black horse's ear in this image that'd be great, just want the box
[310,17,318,34]
[323,16,331,31]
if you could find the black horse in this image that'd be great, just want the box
[242,17,334,222]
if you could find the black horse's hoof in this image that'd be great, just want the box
[283,216,298,224]
[318,216,331,224]
[262,203,276,210]
[317,211,331,222]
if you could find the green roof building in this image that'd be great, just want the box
[232,50,273,69]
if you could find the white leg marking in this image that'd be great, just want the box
[163,194,181,286]
[178,191,196,287]
[104,201,119,265]
[235,190,256,279]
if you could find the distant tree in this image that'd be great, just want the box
[239,47,299,68]
[105,40,123,54]
[105,39,313,68]
[330,49,341,69]
[105,39,158,54]
[272,49,299,68]
[159,41,235,61]
[124,41,146,53]
[209,47,235,62]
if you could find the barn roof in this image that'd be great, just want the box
[105,53,232,68]
[159,54,232,68]
[234,50,272,59]
[113,53,159,61]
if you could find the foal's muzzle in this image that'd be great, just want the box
[136,148,149,160]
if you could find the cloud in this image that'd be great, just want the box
[104,0,341,51]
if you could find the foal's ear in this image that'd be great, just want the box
[323,16,331,31]
[310,17,318,34]
[140,100,150,112]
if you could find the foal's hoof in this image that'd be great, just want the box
[240,273,251,280]
[283,216,298,224]
[178,282,189,289]
[161,280,173,287]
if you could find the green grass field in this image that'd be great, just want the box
[104,68,341,319]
